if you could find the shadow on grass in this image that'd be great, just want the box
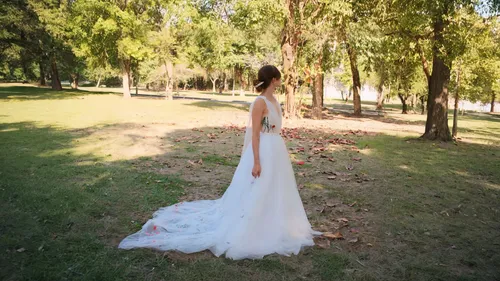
[1,120,499,281]
[301,105,428,126]
[0,86,116,100]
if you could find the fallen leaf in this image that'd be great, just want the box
[328,157,336,162]
[337,218,349,223]
[367,243,373,247]
[314,237,331,249]
[16,248,26,253]
[323,232,344,240]
[327,176,337,180]
[348,237,359,244]
[352,157,362,161]
[348,201,357,207]
[296,161,305,165]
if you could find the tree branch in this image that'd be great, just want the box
[415,39,431,81]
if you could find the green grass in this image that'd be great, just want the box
[202,154,239,167]
[1,85,499,281]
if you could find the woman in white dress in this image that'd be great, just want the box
[119,65,320,260]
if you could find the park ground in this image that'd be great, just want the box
[1,84,499,281]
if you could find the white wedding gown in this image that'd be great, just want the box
[119,96,320,259]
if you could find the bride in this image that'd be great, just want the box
[119,65,320,260]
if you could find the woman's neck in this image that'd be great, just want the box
[261,87,275,98]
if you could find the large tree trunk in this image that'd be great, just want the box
[281,0,299,118]
[343,29,362,116]
[312,72,324,120]
[70,73,79,89]
[50,56,62,91]
[165,61,173,100]
[376,81,385,110]
[422,18,452,141]
[39,59,46,86]
[311,52,324,119]
[121,59,131,98]
[491,92,496,113]
[398,93,408,114]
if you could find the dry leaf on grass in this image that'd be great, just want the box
[322,232,344,240]
[314,237,331,249]
[348,237,359,244]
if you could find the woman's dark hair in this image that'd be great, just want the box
[254,65,281,92]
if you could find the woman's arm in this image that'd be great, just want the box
[251,99,267,178]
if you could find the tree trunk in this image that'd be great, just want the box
[491,92,496,113]
[376,81,384,110]
[281,0,299,118]
[70,73,79,89]
[248,72,252,92]
[411,94,417,113]
[223,72,229,92]
[312,71,324,120]
[422,18,452,141]
[211,78,218,94]
[121,59,131,98]
[50,56,62,91]
[39,60,46,86]
[232,67,235,96]
[420,96,426,115]
[398,93,408,114]
[96,74,102,88]
[452,65,460,138]
[345,38,362,116]
[165,61,173,100]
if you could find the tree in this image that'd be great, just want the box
[70,0,162,98]
[388,0,500,141]
[0,0,53,85]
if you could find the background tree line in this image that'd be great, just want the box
[1,0,499,140]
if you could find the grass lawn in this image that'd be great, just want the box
[1,84,499,281]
